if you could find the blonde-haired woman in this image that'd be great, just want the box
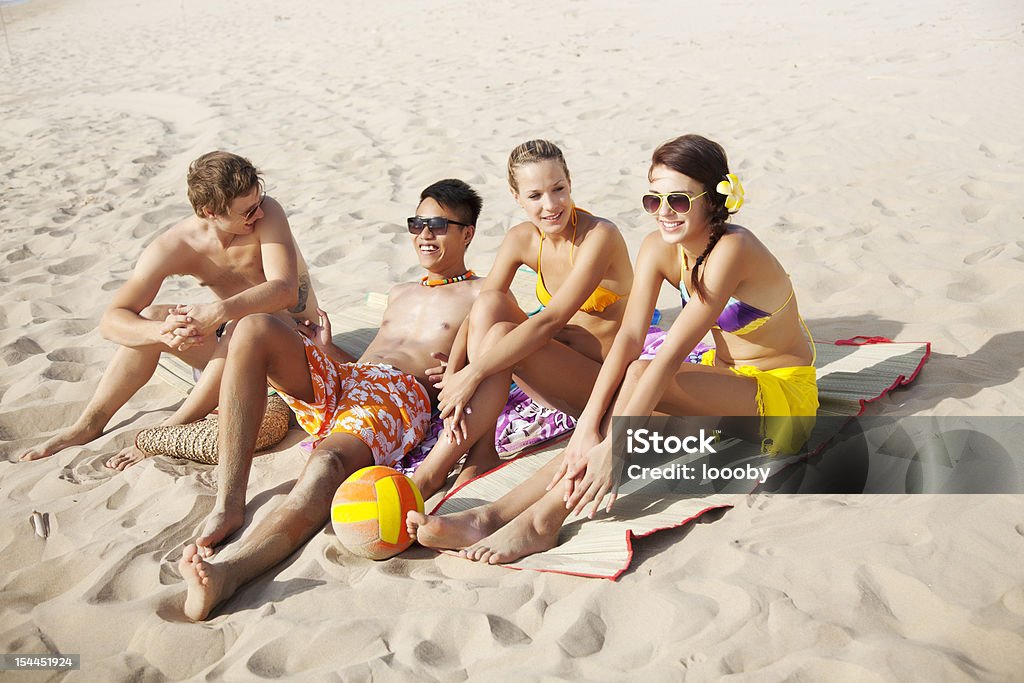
[408,139,633,498]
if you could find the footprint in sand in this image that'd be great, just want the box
[413,640,452,668]
[47,254,95,276]
[963,245,1005,265]
[2,337,45,366]
[962,205,990,223]
[888,273,917,292]
[102,279,125,291]
[6,245,32,263]
[312,246,347,268]
[486,614,531,646]
[871,199,897,218]
[960,180,993,200]
[556,610,606,658]
[46,348,88,363]
[42,361,87,383]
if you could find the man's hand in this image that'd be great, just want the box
[160,306,204,352]
[425,352,448,388]
[296,307,335,353]
[174,302,227,338]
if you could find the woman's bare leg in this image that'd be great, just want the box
[409,292,526,497]
[460,360,760,564]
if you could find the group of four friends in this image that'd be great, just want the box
[18,134,818,621]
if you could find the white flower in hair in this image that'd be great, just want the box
[716,173,745,212]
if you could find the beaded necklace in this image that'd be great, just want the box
[420,270,475,287]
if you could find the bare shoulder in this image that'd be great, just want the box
[253,196,293,240]
[717,224,770,262]
[506,221,539,246]
[139,216,200,272]
[581,214,625,246]
[639,230,679,275]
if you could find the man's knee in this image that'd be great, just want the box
[232,313,283,343]
[139,304,172,321]
[308,446,347,478]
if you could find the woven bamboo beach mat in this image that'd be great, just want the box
[433,338,930,579]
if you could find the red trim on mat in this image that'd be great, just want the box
[440,503,735,580]
[823,338,932,417]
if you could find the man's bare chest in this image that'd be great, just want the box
[188,242,265,290]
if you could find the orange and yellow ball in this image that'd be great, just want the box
[330,466,424,560]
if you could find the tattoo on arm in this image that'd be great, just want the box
[289,272,311,314]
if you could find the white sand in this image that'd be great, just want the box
[1,0,1023,678]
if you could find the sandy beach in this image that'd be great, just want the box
[2,0,1023,679]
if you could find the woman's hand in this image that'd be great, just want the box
[547,424,602,498]
[563,437,623,518]
[437,366,479,445]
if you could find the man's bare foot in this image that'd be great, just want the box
[462,506,563,565]
[18,423,104,462]
[105,444,152,471]
[406,505,502,550]
[179,544,231,622]
[196,508,244,558]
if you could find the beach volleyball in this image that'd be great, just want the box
[330,466,424,560]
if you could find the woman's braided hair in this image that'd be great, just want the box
[650,134,731,301]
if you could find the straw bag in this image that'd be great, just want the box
[135,394,292,465]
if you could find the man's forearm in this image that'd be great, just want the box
[99,308,166,348]
[220,279,296,322]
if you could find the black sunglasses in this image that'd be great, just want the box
[407,216,471,235]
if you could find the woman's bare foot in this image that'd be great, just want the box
[179,544,232,622]
[196,508,245,557]
[18,422,104,462]
[406,505,502,550]
[105,444,152,470]
[462,506,563,564]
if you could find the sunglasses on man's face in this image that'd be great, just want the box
[240,183,267,221]
[407,216,471,235]
[641,191,707,216]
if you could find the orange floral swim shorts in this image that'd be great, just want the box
[278,336,430,466]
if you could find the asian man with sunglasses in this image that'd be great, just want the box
[177,178,486,621]
[18,151,321,470]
